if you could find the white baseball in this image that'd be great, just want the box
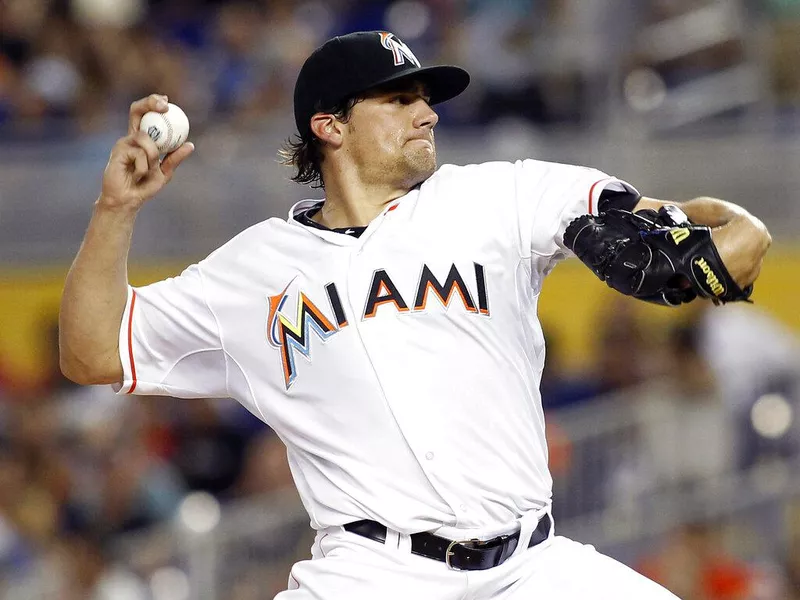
[139,102,190,154]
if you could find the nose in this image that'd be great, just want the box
[415,99,439,130]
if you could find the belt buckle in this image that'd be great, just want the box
[444,535,509,571]
[445,538,477,570]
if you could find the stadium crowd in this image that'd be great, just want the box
[1,0,800,137]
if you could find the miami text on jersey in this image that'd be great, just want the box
[267,263,490,389]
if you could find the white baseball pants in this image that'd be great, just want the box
[275,516,680,600]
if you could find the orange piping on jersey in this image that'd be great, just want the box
[375,279,410,313]
[127,290,138,394]
[417,280,478,313]
[267,283,292,347]
[364,279,409,318]
[588,179,605,214]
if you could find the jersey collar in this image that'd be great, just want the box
[294,201,367,238]
[287,196,409,245]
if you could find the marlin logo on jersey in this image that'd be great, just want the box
[267,281,347,389]
[268,264,489,389]
[379,32,421,68]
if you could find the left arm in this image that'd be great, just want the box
[634,196,772,288]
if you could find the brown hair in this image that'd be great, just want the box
[278,96,363,189]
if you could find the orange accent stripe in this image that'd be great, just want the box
[418,281,476,312]
[454,285,477,312]
[588,179,604,214]
[366,297,408,318]
[127,291,138,393]
[366,280,407,318]
[387,204,398,212]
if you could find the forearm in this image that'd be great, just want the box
[675,196,752,227]
[59,201,136,384]
[636,195,772,287]
[59,94,194,384]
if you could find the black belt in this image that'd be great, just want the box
[344,513,551,571]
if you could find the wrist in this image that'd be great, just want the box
[94,195,142,216]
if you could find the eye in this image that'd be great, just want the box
[390,93,430,105]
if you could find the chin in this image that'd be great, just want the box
[405,150,437,187]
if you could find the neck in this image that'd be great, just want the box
[315,164,417,229]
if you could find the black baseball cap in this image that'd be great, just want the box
[294,31,470,139]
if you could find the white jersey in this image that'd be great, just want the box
[116,159,636,538]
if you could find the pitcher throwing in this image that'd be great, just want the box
[59,31,771,599]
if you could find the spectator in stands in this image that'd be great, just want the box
[787,512,800,599]
[637,520,756,600]
[685,302,800,469]
[629,322,736,491]
[547,298,658,520]
[58,529,148,600]
[232,430,295,498]
[540,324,604,411]
[761,0,800,118]
[0,439,33,576]
[628,0,747,89]
[594,297,657,394]
[169,399,255,496]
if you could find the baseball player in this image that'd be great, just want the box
[59,31,771,599]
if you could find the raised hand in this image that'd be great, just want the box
[99,94,194,211]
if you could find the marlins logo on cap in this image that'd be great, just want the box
[379,32,421,68]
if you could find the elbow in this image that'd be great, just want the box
[762,226,773,256]
[754,218,772,259]
[59,350,120,386]
[59,354,95,386]
[58,322,123,385]
[737,220,772,288]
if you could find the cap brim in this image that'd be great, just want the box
[364,65,470,105]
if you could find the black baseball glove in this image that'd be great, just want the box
[563,205,752,306]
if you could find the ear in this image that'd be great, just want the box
[310,113,343,148]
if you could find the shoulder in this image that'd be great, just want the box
[427,161,516,183]
[216,217,287,249]
[417,162,518,205]
[427,160,605,186]
[418,160,606,204]
[200,217,289,269]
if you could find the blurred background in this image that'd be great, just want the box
[1,0,799,598]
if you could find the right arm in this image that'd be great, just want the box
[59,95,195,385]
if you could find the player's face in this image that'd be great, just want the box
[341,80,439,189]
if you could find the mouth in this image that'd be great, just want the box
[408,138,434,148]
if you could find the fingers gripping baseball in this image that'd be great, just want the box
[160,141,194,179]
[100,94,194,210]
[128,94,168,135]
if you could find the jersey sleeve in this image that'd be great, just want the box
[514,159,639,259]
[115,263,228,398]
